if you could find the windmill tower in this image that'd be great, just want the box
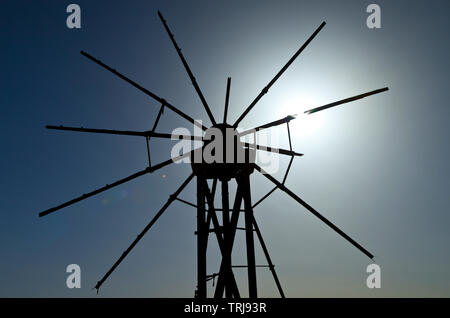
[39,11,388,298]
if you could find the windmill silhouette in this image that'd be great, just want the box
[39,11,388,298]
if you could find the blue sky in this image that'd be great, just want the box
[1,0,450,297]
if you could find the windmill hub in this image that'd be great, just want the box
[191,123,256,180]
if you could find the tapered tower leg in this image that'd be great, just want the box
[242,174,257,298]
[196,177,207,298]
[214,183,243,299]
[221,178,233,298]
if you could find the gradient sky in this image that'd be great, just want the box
[1,0,450,297]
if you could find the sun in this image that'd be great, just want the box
[278,96,324,138]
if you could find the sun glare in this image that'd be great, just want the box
[278,96,324,137]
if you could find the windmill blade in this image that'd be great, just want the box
[94,173,195,292]
[147,132,204,141]
[46,125,204,141]
[243,143,303,157]
[252,215,285,298]
[253,163,374,260]
[39,168,151,217]
[233,21,326,127]
[223,77,231,124]
[47,125,302,155]
[38,151,193,217]
[304,87,389,115]
[46,125,148,137]
[238,115,296,138]
[80,51,207,131]
[157,11,216,125]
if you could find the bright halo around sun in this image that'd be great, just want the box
[279,96,324,137]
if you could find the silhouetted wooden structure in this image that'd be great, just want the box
[39,11,388,298]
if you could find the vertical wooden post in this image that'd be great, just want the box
[196,177,207,298]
